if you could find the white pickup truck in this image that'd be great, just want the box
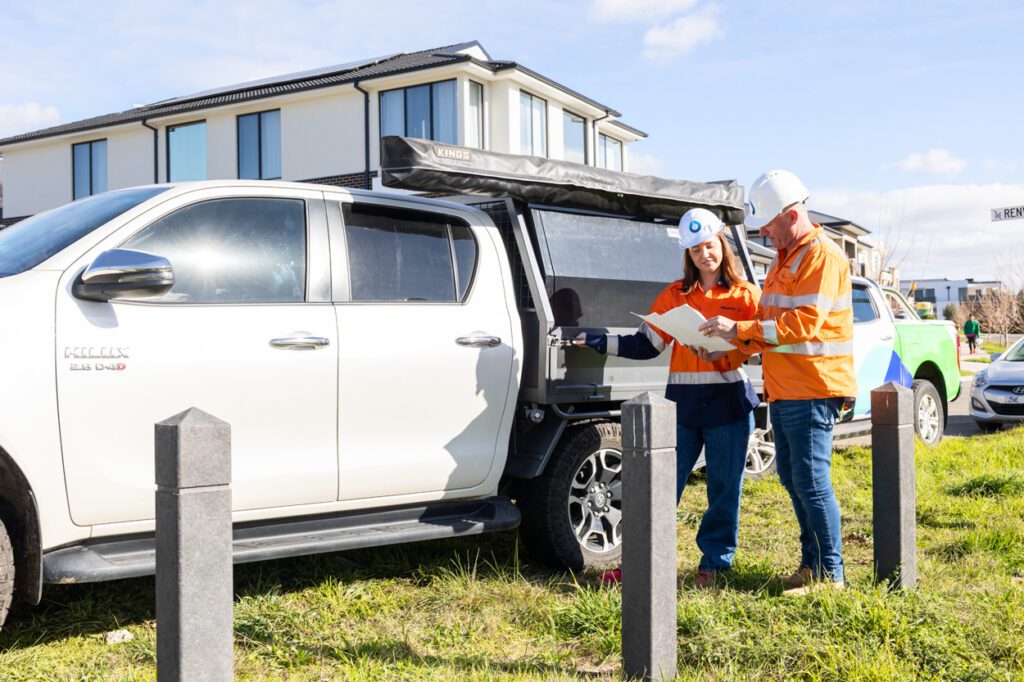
[0,138,960,627]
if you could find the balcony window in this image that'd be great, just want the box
[597,133,622,171]
[563,110,586,164]
[519,91,547,157]
[466,80,484,149]
[72,139,107,199]
[237,110,281,180]
[167,121,207,182]
[380,80,457,144]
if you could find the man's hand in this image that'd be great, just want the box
[572,332,588,347]
[694,347,726,362]
[699,316,738,341]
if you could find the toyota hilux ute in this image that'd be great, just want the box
[0,137,958,626]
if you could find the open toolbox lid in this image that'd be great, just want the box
[380,136,745,225]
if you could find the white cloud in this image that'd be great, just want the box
[889,148,966,175]
[0,102,61,138]
[627,151,666,175]
[812,182,1024,282]
[984,158,1019,172]
[591,0,699,22]
[642,5,723,62]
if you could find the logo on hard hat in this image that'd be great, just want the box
[747,201,756,215]
[689,220,702,233]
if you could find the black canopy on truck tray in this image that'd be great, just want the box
[379,136,745,225]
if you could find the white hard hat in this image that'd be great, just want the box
[744,169,810,229]
[677,208,725,250]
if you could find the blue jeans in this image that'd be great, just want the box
[676,412,754,572]
[770,398,845,582]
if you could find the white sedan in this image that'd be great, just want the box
[970,338,1024,432]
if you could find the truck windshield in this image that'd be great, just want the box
[0,187,168,277]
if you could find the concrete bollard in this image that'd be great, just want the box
[155,408,234,681]
[870,382,917,588]
[621,392,677,682]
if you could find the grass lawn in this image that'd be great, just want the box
[981,340,1009,356]
[1,429,1023,680]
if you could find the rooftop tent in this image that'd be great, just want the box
[379,136,745,225]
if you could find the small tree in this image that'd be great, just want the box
[975,286,1018,347]
[942,303,958,322]
[949,303,970,331]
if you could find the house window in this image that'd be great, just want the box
[237,110,281,180]
[379,80,458,144]
[72,139,107,199]
[167,121,207,182]
[597,133,622,171]
[519,91,547,157]
[563,110,586,164]
[466,80,484,149]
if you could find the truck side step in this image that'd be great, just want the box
[43,497,520,584]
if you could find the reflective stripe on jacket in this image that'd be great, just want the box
[609,278,761,427]
[736,226,857,401]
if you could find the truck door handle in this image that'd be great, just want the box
[269,336,331,350]
[456,335,501,348]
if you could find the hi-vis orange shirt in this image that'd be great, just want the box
[606,277,761,428]
[736,226,857,401]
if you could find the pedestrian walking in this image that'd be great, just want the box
[964,314,981,354]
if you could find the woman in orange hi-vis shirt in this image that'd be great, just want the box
[574,207,760,589]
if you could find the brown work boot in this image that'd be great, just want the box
[780,567,813,589]
[782,580,845,597]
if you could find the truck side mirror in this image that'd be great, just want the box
[72,248,175,302]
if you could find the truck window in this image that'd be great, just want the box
[343,203,476,303]
[852,285,879,323]
[121,197,306,303]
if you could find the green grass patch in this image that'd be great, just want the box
[981,340,1008,355]
[2,431,1024,679]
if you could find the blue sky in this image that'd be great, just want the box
[2,0,1022,281]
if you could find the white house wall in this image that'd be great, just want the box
[107,128,153,190]
[282,90,364,180]
[3,142,71,217]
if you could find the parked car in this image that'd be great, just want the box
[970,337,1024,432]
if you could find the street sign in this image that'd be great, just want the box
[991,205,1024,221]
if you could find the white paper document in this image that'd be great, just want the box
[633,305,736,353]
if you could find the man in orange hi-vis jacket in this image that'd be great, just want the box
[700,169,856,595]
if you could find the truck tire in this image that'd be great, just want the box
[912,379,944,445]
[0,518,13,630]
[517,421,623,572]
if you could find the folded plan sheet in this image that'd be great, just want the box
[633,305,736,353]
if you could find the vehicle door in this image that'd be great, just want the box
[329,198,518,501]
[851,282,901,418]
[55,186,338,526]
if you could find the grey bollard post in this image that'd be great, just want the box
[155,408,234,681]
[621,392,677,682]
[870,382,917,588]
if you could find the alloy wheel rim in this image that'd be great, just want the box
[746,428,776,475]
[567,448,623,554]
[918,394,940,442]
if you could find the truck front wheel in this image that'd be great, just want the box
[912,379,944,445]
[0,518,13,630]
[517,421,623,572]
